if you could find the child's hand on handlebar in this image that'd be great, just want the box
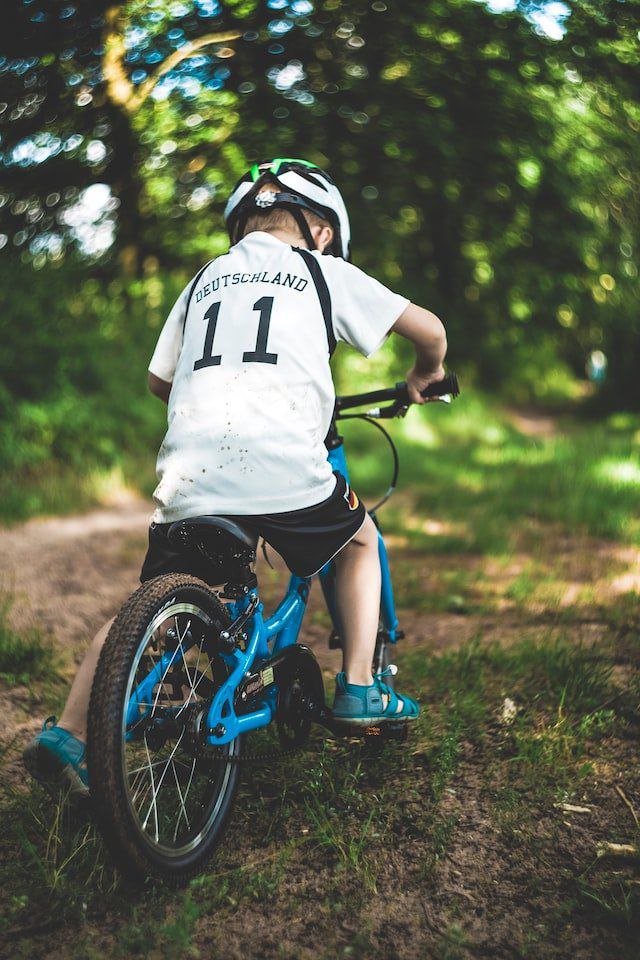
[405,365,446,404]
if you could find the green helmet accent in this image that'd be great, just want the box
[250,158,320,181]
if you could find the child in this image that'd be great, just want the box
[24,158,447,796]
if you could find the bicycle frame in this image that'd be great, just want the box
[202,435,399,746]
[127,434,401,749]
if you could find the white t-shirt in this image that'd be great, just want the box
[149,232,409,521]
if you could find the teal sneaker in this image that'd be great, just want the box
[332,668,420,725]
[22,717,89,799]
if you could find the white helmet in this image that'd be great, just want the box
[224,158,351,259]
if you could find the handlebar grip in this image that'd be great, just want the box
[396,372,460,405]
[420,372,459,399]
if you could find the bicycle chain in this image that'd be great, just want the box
[205,734,396,767]
[209,742,302,765]
[189,711,407,767]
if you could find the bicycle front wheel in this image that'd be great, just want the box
[87,574,242,884]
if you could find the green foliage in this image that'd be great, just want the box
[1,0,639,405]
[0,260,180,520]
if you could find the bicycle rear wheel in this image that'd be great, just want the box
[87,574,242,884]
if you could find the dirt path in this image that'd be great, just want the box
[0,496,151,647]
[3,497,635,720]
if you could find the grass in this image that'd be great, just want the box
[0,594,59,686]
[0,617,638,957]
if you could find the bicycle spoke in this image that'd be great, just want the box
[150,619,189,716]
[176,633,205,716]
[131,767,154,812]
[177,616,193,678]
[178,755,198,816]
[146,647,173,712]
[175,654,214,717]
[141,729,186,835]
[192,633,204,682]
[128,758,180,778]
[122,599,235,855]
[142,733,160,843]
[171,758,192,841]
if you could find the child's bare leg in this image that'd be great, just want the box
[58,618,113,742]
[333,514,381,686]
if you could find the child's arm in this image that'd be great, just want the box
[148,372,172,404]
[392,304,447,405]
[147,280,192,404]
[303,255,446,401]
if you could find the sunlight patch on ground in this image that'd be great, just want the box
[398,414,439,448]
[480,423,508,444]
[84,467,147,508]
[403,515,470,540]
[454,471,485,493]
[607,546,640,596]
[383,533,411,549]
[593,458,640,488]
[421,518,459,536]
[472,443,556,467]
[506,409,560,438]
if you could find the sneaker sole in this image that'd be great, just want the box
[330,712,418,727]
[22,742,89,800]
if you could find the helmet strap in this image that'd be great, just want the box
[233,209,250,245]
[288,206,317,251]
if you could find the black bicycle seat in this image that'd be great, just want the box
[167,516,258,552]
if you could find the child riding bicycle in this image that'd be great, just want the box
[24,158,447,797]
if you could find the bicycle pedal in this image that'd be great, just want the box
[323,714,409,742]
[362,721,408,741]
[328,631,342,650]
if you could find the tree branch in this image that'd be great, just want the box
[103,6,132,111]
[102,5,242,115]
[132,31,242,110]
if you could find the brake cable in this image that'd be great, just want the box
[337,413,399,513]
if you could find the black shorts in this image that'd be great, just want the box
[140,472,366,584]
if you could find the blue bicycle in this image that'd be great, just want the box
[87,374,459,882]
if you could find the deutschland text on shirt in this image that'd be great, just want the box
[195,271,308,303]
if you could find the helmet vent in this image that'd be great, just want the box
[255,190,278,208]
[295,169,329,192]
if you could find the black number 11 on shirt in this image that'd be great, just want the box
[193,297,278,370]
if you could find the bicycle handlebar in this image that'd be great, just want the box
[336,372,459,413]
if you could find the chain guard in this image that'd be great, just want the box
[277,674,312,748]
[276,645,325,748]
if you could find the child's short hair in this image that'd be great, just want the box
[235,206,330,244]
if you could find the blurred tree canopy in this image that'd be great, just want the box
[0,0,638,473]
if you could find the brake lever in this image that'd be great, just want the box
[361,401,409,419]
[357,393,454,419]
[387,401,410,418]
